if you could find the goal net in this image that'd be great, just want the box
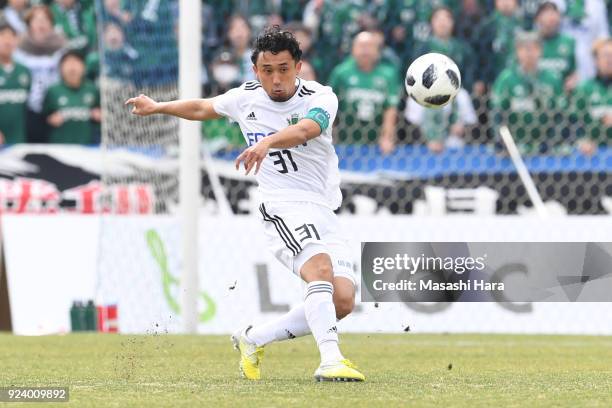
[94,0,184,334]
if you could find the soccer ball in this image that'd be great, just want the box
[405,53,461,108]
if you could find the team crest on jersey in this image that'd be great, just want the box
[0,77,5,86]
[286,113,300,125]
[59,96,68,106]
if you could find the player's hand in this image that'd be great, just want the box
[235,139,270,175]
[0,130,5,145]
[47,112,64,127]
[125,94,159,116]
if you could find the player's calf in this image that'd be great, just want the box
[333,277,355,320]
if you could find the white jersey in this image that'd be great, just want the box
[212,78,342,209]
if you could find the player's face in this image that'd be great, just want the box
[253,50,302,102]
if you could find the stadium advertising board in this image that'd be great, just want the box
[3,215,612,335]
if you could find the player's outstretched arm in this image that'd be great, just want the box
[235,118,322,175]
[125,94,222,121]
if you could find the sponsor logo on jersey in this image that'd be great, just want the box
[246,111,257,121]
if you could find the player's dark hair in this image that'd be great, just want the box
[250,25,302,65]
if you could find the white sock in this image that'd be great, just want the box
[246,303,310,347]
[304,281,344,364]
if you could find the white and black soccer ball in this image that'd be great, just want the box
[405,53,461,108]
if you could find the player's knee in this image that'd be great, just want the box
[312,263,333,282]
[300,254,334,283]
[334,294,354,319]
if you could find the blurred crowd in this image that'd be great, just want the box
[0,0,610,156]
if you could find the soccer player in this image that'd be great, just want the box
[125,26,365,382]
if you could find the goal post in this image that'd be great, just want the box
[178,0,201,334]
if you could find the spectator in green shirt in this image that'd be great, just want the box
[0,20,31,145]
[474,0,525,90]
[573,39,611,155]
[328,31,399,153]
[43,50,101,144]
[534,2,578,92]
[491,31,565,154]
[50,0,97,53]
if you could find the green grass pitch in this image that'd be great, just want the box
[1,333,611,407]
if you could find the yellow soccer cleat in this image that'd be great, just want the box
[314,359,366,382]
[230,326,264,380]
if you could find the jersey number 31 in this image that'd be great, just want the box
[269,150,298,174]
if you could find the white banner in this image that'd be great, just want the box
[3,215,612,335]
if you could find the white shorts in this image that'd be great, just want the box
[258,201,357,286]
